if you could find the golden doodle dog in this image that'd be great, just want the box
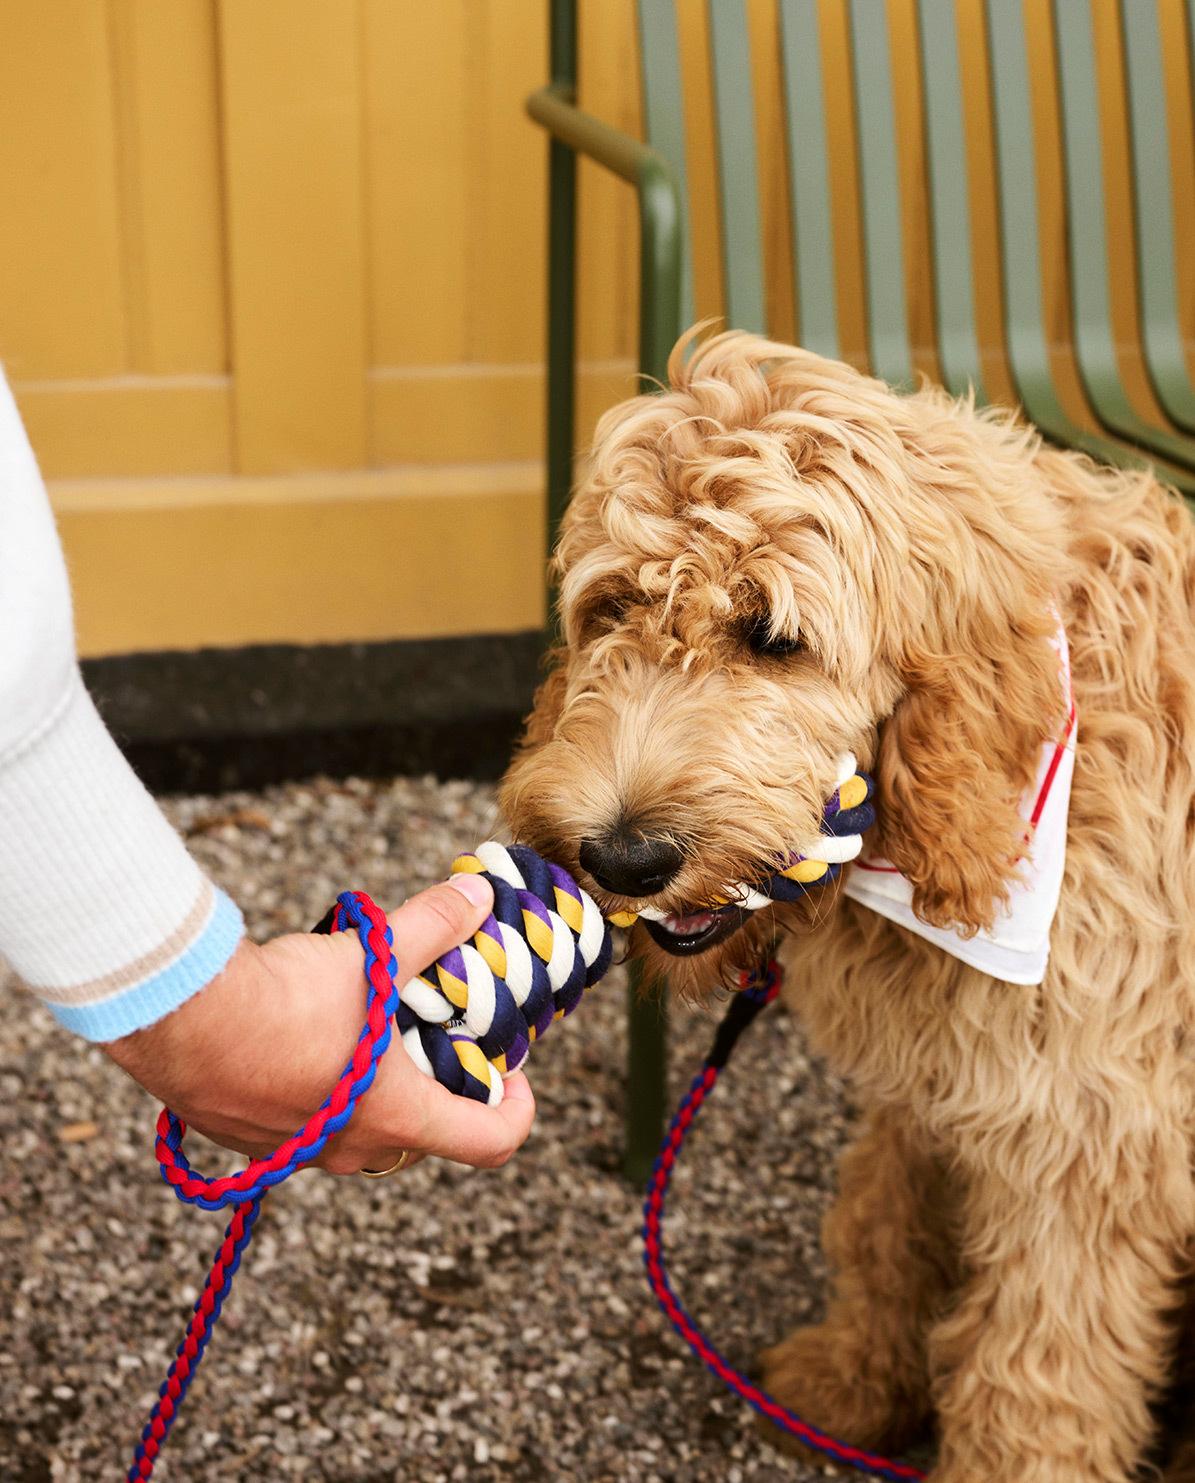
[502,331,1195,1482]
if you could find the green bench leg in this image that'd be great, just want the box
[624,960,668,1184]
[545,0,577,561]
[543,0,675,1182]
[623,52,683,1182]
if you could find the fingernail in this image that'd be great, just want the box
[448,873,491,908]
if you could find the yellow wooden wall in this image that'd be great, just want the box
[1,1,1191,656]
[0,0,643,656]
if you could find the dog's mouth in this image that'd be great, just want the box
[641,904,749,957]
[586,755,871,959]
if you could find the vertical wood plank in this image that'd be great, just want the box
[107,0,227,375]
[1119,0,1195,427]
[847,0,914,385]
[780,0,841,356]
[708,0,767,333]
[887,0,941,385]
[0,1,124,377]
[816,0,868,366]
[639,0,696,331]
[1089,0,1169,422]
[748,0,795,346]
[916,0,987,396]
[362,0,470,368]
[469,0,548,363]
[578,0,641,371]
[676,0,725,328]
[218,0,369,472]
[954,0,1017,405]
[1021,0,1094,428]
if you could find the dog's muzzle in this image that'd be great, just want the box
[612,755,876,957]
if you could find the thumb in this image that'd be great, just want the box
[388,874,494,978]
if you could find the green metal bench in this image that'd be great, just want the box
[528,0,1195,1179]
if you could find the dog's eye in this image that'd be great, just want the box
[587,592,632,636]
[743,614,805,658]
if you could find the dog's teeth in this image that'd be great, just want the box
[661,911,716,936]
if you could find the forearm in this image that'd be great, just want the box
[0,370,242,1039]
[0,670,243,1038]
[0,375,535,1173]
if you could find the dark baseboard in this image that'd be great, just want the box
[82,632,545,794]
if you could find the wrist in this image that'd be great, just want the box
[103,936,268,1108]
[104,928,368,1138]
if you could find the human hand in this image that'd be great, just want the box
[104,874,535,1175]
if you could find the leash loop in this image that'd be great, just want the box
[155,892,399,1211]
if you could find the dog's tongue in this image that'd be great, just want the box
[662,910,718,936]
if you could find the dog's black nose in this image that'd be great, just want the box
[579,829,684,898]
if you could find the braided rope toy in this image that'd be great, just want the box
[626,754,874,928]
[126,762,915,1480]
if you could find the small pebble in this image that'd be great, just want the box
[58,1121,99,1143]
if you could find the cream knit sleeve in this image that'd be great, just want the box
[0,370,243,1040]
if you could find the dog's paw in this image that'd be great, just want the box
[756,1322,926,1464]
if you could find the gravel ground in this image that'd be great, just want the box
[0,775,863,1482]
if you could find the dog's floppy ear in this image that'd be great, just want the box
[874,620,1063,936]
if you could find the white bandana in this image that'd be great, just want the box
[843,625,1077,986]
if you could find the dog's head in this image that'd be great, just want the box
[502,332,1067,995]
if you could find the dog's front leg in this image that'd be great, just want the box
[758,1111,959,1459]
[927,1122,1190,1483]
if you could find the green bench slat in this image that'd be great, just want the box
[630,0,1195,496]
[1119,0,1195,434]
[983,0,1195,494]
[1052,0,1195,469]
[707,0,767,333]
[847,0,914,389]
[916,0,987,400]
[638,0,695,334]
[778,0,840,360]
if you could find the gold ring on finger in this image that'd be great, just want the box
[361,1149,411,1178]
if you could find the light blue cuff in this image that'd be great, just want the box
[45,889,245,1041]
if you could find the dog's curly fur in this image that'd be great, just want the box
[501,331,1195,1481]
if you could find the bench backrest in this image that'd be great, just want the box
[634,0,1195,414]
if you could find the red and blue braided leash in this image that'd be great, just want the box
[643,960,925,1483]
[129,891,400,1479]
[127,821,921,1480]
